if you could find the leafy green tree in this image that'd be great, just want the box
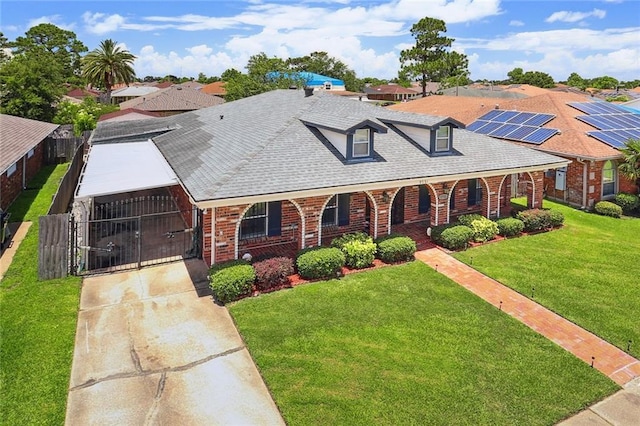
[618,139,640,189]
[400,17,467,97]
[507,67,524,84]
[521,71,555,88]
[81,39,136,103]
[246,52,288,82]
[221,68,242,81]
[11,23,87,83]
[197,72,220,84]
[0,32,10,65]
[590,75,619,90]
[53,97,118,135]
[0,50,64,121]
[286,51,361,91]
[567,72,587,90]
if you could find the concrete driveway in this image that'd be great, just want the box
[66,259,284,425]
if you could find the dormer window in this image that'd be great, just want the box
[353,129,370,157]
[435,126,450,152]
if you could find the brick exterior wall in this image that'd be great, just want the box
[168,185,193,226]
[202,173,542,265]
[619,175,638,195]
[1,141,45,210]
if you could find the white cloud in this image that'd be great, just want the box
[26,15,76,31]
[134,44,237,78]
[82,12,172,35]
[545,8,606,24]
[509,20,524,27]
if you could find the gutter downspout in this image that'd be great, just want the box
[576,158,588,209]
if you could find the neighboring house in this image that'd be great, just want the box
[77,89,568,268]
[178,81,204,90]
[98,108,162,123]
[0,114,59,209]
[118,85,224,116]
[390,90,640,208]
[111,85,161,105]
[201,81,227,98]
[269,72,346,92]
[364,84,419,102]
[66,87,101,102]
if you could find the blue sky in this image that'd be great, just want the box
[1,0,639,82]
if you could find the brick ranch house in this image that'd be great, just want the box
[390,90,639,209]
[0,114,59,210]
[83,89,569,266]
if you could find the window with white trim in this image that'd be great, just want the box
[602,160,616,197]
[435,126,450,151]
[240,203,268,239]
[7,162,17,177]
[353,128,370,157]
[322,196,338,226]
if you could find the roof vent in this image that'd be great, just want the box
[304,87,314,97]
[495,104,499,109]
[220,115,224,120]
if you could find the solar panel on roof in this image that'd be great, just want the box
[489,124,521,138]
[477,110,505,121]
[475,121,503,134]
[505,125,538,140]
[521,128,557,144]
[577,115,616,130]
[507,112,536,124]
[569,102,629,115]
[492,110,520,122]
[466,120,489,131]
[587,131,627,148]
[523,114,555,127]
[615,130,638,141]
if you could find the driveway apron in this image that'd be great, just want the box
[65,259,284,425]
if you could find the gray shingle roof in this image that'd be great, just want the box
[0,114,59,173]
[92,90,568,203]
[119,86,224,112]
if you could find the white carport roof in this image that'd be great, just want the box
[75,140,179,200]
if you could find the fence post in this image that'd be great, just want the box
[38,213,70,280]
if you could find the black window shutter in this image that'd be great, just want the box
[267,201,282,236]
[418,186,430,214]
[338,193,350,226]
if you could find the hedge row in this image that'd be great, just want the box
[613,192,639,214]
[209,233,418,303]
[431,210,564,250]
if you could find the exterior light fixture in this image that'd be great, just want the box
[382,191,390,203]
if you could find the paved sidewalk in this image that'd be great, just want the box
[0,222,32,280]
[66,260,285,425]
[416,247,640,425]
[415,248,640,385]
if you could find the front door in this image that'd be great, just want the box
[391,188,405,225]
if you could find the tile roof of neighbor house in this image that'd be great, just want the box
[178,81,204,90]
[438,86,530,99]
[111,85,160,98]
[389,90,624,160]
[0,114,59,173]
[118,86,225,112]
[364,84,419,95]
[98,108,162,122]
[200,81,227,96]
[153,81,174,89]
[92,90,567,204]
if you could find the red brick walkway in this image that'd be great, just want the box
[415,248,640,386]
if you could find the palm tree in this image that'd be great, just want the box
[81,39,136,103]
[618,138,640,190]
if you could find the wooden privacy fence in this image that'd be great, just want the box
[44,132,89,164]
[38,213,71,280]
[48,142,86,215]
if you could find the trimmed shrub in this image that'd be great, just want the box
[615,192,640,213]
[458,213,485,227]
[342,238,377,269]
[548,210,565,227]
[594,201,623,218]
[496,217,525,237]
[253,257,294,291]
[439,225,474,250]
[209,264,255,304]
[470,218,499,243]
[296,247,345,280]
[429,223,458,246]
[209,259,250,277]
[376,236,417,263]
[330,232,370,249]
[516,209,552,232]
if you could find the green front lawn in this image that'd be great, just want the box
[230,262,617,425]
[454,199,640,358]
[1,163,82,425]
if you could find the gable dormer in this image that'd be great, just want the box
[300,113,387,162]
[378,114,463,155]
